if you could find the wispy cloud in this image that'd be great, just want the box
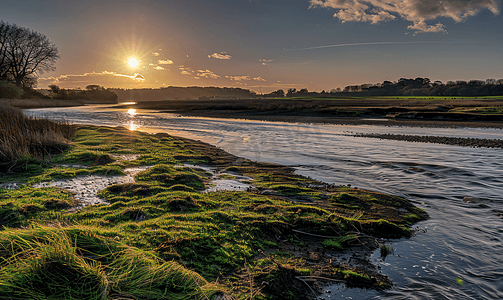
[150,64,166,71]
[208,52,232,60]
[179,65,194,75]
[225,75,251,81]
[293,40,476,51]
[158,59,174,65]
[38,71,145,88]
[152,52,160,56]
[260,59,273,65]
[225,75,266,82]
[309,0,500,33]
[197,69,221,79]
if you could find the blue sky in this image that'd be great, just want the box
[2,0,502,93]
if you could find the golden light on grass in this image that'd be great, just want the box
[127,57,139,68]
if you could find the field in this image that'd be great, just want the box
[0,124,427,300]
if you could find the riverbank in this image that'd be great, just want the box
[121,97,503,129]
[0,125,427,299]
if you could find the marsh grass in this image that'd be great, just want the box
[0,103,76,172]
[0,226,219,300]
[0,126,428,299]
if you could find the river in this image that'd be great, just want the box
[25,105,503,300]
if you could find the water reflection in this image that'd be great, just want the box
[128,120,139,131]
[127,108,137,116]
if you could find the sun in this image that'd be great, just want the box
[127,57,139,68]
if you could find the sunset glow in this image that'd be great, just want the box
[6,0,501,93]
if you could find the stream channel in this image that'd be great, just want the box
[24,105,503,300]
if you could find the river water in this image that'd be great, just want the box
[25,105,503,300]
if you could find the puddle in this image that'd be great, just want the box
[0,182,20,189]
[32,166,152,210]
[109,153,141,161]
[2,162,253,212]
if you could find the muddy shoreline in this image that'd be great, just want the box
[176,110,503,129]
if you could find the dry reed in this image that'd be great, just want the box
[0,103,76,170]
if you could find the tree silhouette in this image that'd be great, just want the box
[0,21,59,87]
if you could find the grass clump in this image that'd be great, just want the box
[0,226,221,300]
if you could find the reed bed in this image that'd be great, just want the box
[0,103,76,170]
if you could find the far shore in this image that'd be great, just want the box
[176,110,503,129]
[121,97,503,129]
[4,96,503,129]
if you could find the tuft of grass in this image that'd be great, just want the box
[380,244,393,259]
[0,226,221,300]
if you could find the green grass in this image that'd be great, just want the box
[449,106,503,115]
[0,125,428,299]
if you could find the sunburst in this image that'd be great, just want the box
[128,57,139,68]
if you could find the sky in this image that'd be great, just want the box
[2,0,503,93]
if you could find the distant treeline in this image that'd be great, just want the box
[112,86,256,101]
[48,84,118,103]
[277,78,503,98]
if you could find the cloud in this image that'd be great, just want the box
[153,66,166,71]
[158,59,174,65]
[253,77,266,81]
[293,40,475,50]
[38,71,145,88]
[309,0,500,33]
[196,69,221,79]
[208,52,232,60]
[260,59,273,65]
[134,73,145,81]
[225,75,251,81]
[179,65,194,75]
[152,52,160,56]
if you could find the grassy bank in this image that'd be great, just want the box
[0,125,428,299]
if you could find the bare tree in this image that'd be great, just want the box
[0,21,59,87]
[0,21,10,80]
